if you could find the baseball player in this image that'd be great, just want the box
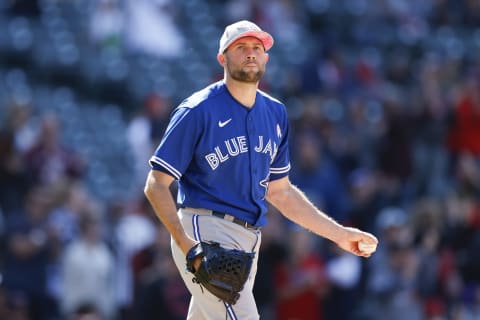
[144,20,378,320]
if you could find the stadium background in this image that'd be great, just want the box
[1,0,480,319]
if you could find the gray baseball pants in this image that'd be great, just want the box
[171,207,262,320]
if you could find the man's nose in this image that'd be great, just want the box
[245,48,256,59]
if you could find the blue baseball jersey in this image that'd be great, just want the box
[149,81,291,227]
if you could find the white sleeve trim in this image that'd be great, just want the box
[270,163,290,174]
[149,156,182,180]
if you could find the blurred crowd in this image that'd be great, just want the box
[1,0,480,320]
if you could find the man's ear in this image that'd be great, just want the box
[217,53,225,67]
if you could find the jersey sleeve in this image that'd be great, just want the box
[269,108,291,181]
[149,106,200,180]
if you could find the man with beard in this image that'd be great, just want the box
[144,20,378,319]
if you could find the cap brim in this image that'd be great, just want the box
[222,31,274,53]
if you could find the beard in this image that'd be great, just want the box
[225,58,265,83]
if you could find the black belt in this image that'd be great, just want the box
[212,211,260,230]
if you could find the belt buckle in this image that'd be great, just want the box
[223,214,235,222]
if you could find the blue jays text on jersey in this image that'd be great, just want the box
[204,133,280,170]
[149,81,291,227]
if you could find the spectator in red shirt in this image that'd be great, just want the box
[447,75,480,156]
[274,227,329,320]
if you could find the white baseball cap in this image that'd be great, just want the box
[218,20,274,53]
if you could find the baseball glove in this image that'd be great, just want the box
[186,241,255,305]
